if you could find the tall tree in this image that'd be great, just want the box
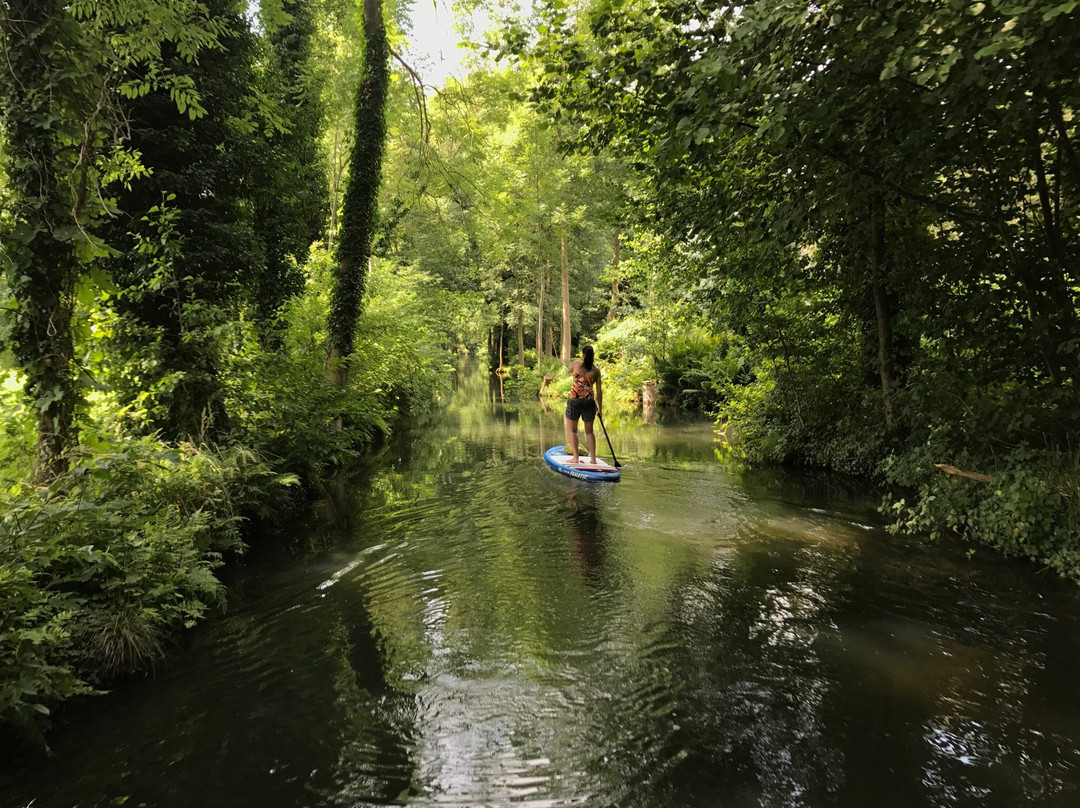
[0,0,223,473]
[253,0,329,342]
[560,230,571,362]
[0,0,81,479]
[106,0,260,441]
[327,0,389,386]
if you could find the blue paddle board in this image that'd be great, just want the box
[544,445,621,482]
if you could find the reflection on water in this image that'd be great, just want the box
[5,363,1080,807]
[564,484,606,583]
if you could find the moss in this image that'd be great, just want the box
[328,0,389,368]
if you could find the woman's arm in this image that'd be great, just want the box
[594,371,603,413]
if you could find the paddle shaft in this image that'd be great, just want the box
[597,410,621,468]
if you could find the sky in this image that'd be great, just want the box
[245,1,485,87]
[402,0,483,87]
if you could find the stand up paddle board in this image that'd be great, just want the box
[544,445,621,482]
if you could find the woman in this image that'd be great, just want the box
[564,344,603,463]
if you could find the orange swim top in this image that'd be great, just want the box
[570,371,595,399]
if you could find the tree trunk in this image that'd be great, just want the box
[535,267,544,368]
[642,379,658,424]
[517,311,525,366]
[326,0,389,386]
[0,0,80,480]
[607,226,621,322]
[560,232,571,363]
[545,275,555,357]
[327,129,346,249]
[869,194,896,431]
[1028,117,1080,392]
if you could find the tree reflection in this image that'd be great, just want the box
[314,363,1080,807]
[317,603,419,806]
[632,542,851,807]
[564,483,607,584]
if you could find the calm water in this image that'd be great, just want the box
[5,367,1080,808]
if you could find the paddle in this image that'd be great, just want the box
[597,410,622,468]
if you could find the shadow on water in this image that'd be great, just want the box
[6,362,1080,807]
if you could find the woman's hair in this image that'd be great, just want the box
[581,344,595,371]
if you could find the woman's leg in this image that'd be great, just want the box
[583,419,597,462]
[565,416,580,460]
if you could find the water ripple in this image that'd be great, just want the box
[7,379,1080,808]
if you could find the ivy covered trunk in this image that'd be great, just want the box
[0,0,80,479]
[327,0,389,386]
[560,232,571,363]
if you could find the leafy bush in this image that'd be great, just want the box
[719,365,891,477]
[880,375,1080,581]
[594,315,654,400]
[501,356,564,399]
[224,251,456,481]
[0,435,292,731]
[499,363,532,398]
[719,322,1080,580]
[596,304,747,410]
[0,555,92,742]
[884,442,1080,579]
[654,328,749,411]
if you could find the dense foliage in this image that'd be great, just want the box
[4,0,1080,742]
[518,0,1080,575]
[0,0,457,735]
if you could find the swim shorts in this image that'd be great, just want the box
[565,398,597,422]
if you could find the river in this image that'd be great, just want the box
[5,365,1080,807]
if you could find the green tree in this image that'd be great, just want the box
[252,0,329,343]
[382,66,622,370]
[105,0,260,441]
[0,0,81,479]
[0,0,224,475]
[327,0,390,386]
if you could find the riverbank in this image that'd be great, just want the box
[511,344,1080,586]
[0,382,453,740]
[0,271,459,739]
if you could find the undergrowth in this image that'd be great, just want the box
[0,255,458,738]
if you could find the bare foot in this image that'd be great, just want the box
[590,457,598,464]
[570,455,579,463]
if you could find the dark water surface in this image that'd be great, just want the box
[6,367,1080,808]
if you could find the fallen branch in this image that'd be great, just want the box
[935,463,993,483]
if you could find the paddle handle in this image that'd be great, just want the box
[597,410,621,468]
